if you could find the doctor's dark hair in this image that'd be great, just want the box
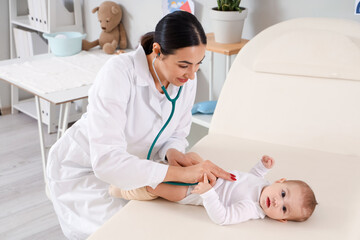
[141,11,207,55]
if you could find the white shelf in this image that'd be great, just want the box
[11,15,48,33]
[192,114,212,128]
[9,0,83,58]
[13,97,84,126]
[13,97,37,119]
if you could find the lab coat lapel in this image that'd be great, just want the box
[148,86,163,117]
[133,44,163,117]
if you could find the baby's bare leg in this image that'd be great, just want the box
[186,152,204,163]
[147,184,189,202]
[109,185,158,200]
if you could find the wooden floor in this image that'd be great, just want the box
[0,113,66,240]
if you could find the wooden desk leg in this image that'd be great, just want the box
[35,96,47,183]
[209,51,214,101]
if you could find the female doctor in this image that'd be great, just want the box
[47,11,233,239]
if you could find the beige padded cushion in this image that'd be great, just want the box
[253,30,360,81]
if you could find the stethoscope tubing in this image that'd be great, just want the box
[146,85,181,160]
[147,55,197,186]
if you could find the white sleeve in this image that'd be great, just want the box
[87,57,168,190]
[249,160,269,178]
[157,76,197,159]
[200,188,261,225]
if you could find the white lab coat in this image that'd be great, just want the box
[46,45,197,239]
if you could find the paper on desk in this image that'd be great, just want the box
[0,50,113,94]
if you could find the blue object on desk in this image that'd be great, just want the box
[191,101,217,114]
[43,32,86,57]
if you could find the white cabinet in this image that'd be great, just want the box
[9,0,83,58]
[8,0,84,133]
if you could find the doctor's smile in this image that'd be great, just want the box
[177,78,188,83]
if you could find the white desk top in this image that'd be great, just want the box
[0,49,113,105]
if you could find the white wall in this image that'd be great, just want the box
[1,0,359,110]
[84,0,360,103]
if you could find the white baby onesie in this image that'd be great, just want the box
[178,161,270,225]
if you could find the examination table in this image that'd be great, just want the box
[88,18,360,240]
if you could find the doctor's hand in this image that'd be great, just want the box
[166,149,203,167]
[164,160,236,187]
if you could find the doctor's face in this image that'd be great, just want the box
[158,45,206,86]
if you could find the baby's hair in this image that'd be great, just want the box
[286,180,318,222]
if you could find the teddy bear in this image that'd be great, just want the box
[82,1,127,54]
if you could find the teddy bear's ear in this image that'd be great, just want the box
[92,7,99,14]
[111,6,119,15]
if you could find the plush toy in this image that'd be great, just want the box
[82,1,127,54]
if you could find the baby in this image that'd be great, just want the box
[109,155,317,225]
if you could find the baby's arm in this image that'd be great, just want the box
[190,173,212,195]
[249,155,274,177]
[191,174,258,225]
[199,189,260,225]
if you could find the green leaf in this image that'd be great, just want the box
[222,5,228,11]
[217,0,243,11]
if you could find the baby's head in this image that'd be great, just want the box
[260,178,317,222]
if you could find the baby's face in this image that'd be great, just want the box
[259,179,304,222]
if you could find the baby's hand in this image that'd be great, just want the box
[262,155,275,169]
[191,173,212,195]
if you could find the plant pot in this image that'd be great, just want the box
[210,7,248,44]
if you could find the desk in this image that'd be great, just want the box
[0,49,112,185]
[192,33,248,128]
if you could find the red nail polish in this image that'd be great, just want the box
[231,177,237,181]
[230,174,236,178]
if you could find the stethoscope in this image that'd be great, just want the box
[147,54,197,186]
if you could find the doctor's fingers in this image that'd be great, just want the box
[203,160,234,182]
[179,157,196,167]
[205,171,217,186]
[183,157,202,167]
[185,152,204,164]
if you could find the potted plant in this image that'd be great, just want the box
[210,0,248,44]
